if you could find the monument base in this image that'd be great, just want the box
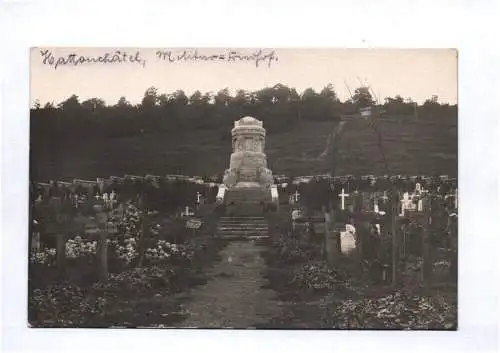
[224,202,266,217]
[233,182,262,188]
[224,186,271,204]
[223,186,272,216]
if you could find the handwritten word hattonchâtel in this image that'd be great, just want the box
[39,49,147,70]
[155,49,279,68]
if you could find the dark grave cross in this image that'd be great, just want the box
[48,196,76,279]
[389,188,401,288]
[361,191,373,211]
[354,193,380,251]
[352,192,395,276]
[323,204,338,265]
[404,193,432,288]
[399,222,409,259]
[447,212,458,282]
[136,196,149,268]
[351,191,364,257]
[92,203,118,282]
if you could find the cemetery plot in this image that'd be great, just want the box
[261,178,457,329]
[28,180,223,327]
[29,174,457,329]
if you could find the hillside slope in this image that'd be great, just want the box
[334,118,457,176]
[31,118,457,181]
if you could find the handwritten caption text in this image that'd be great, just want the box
[39,49,279,70]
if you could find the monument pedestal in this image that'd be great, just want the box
[224,186,271,216]
[220,116,277,216]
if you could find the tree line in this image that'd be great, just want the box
[31,84,457,148]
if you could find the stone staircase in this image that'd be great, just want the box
[215,216,270,241]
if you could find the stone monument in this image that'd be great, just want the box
[221,116,276,214]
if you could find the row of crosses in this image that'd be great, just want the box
[181,192,204,217]
[94,190,118,208]
[288,190,301,204]
[291,182,457,214]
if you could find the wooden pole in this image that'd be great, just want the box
[354,192,363,258]
[56,233,66,279]
[421,195,432,289]
[391,188,399,288]
[137,197,148,268]
[322,205,328,260]
[53,199,70,280]
[324,202,337,264]
[449,216,458,283]
[98,231,108,282]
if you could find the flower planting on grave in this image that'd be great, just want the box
[321,290,457,329]
[29,265,182,327]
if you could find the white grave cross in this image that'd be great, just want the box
[293,190,300,203]
[109,190,117,207]
[417,198,423,212]
[338,188,350,210]
[182,206,195,217]
[400,192,411,216]
[445,188,458,209]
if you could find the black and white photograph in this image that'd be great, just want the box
[26,47,460,329]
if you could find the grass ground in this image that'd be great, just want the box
[32,117,456,181]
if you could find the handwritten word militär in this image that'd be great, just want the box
[39,49,147,70]
[155,49,279,68]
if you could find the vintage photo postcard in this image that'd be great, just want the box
[29,48,458,329]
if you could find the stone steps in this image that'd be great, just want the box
[216,216,270,240]
[217,226,269,230]
[219,216,267,221]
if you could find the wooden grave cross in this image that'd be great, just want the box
[48,196,77,278]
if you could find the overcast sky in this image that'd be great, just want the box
[30,48,457,106]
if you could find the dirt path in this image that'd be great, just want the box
[318,120,346,159]
[176,240,283,328]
